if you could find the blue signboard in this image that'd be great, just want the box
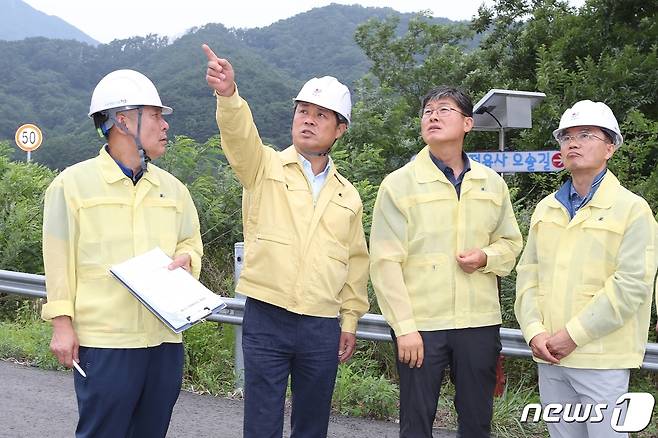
[467,151,564,173]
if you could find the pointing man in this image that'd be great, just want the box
[203,44,369,438]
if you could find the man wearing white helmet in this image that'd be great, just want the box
[202,44,368,437]
[515,100,658,437]
[42,69,203,438]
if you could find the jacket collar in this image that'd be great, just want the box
[586,170,618,209]
[281,145,299,165]
[414,146,487,184]
[98,145,160,187]
[281,144,345,187]
[547,170,619,210]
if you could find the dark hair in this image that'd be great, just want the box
[335,112,349,126]
[420,86,473,118]
[600,127,616,144]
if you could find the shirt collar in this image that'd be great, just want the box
[298,152,332,178]
[415,146,485,184]
[568,168,607,201]
[106,145,143,183]
[429,150,471,179]
[552,169,618,212]
[98,145,160,186]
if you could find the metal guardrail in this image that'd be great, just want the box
[1,265,657,372]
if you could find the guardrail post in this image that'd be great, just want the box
[233,242,245,390]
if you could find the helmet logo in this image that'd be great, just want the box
[570,111,579,120]
[312,88,322,96]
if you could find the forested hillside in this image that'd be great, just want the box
[0,4,454,170]
[235,5,457,86]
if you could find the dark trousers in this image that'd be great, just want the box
[74,342,184,438]
[393,326,501,438]
[242,297,341,438]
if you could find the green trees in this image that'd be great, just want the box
[331,0,658,326]
[0,4,471,172]
[155,135,243,289]
[0,141,54,273]
[339,0,657,214]
[0,140,55,319]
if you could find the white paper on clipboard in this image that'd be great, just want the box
[110,247,226,333]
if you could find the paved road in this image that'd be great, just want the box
[0,360,456,438]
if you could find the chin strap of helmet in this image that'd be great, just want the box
[312,136,340,157]
[109,107,150,173]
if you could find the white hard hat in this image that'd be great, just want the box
[294,76,351,124]
[553,100,623,148]
[88,69,172,117]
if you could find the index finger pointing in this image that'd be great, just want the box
[202,44,218,61]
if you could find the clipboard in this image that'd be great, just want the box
[110,247,226,333]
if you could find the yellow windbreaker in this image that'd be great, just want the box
[515,171,658,369]
[214,90,369,333]
[42,147,203,348]
[370,146,523,335]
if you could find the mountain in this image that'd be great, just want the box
[0,0,98,45]
[0,4,467,170]
[235,5,456,86]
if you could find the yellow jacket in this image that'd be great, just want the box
[370,146,523,335]
[515,171,657,369]
[215,90,369,333]
[42,147,203,348]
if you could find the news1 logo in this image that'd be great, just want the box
[521,393,655,432]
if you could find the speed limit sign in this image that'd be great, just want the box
[15,123,43,152]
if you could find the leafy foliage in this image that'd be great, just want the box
[0,140,54,273]
[0,5,460,171]
[334,0,658,329]
[155,135,244,290]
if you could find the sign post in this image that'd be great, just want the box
[14,124,43,162]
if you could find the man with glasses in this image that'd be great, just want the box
[515,100,657,437]
[370,85,523,437]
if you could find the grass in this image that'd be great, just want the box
[332,352,399,419]
[182,322,236,396]
[1,304,657,438]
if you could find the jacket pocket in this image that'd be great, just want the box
[318,241,350,298]
[465,190,503,238]
[143,198,181,252]
[322,196,358,244]
[403,253,452,318]
[404,191,454,245]
[581,217,624,247]
[78,198,132,265]
[580,218,624,282]
[75,276,141,333]
[243,232,294,293]
[573,285,604,354]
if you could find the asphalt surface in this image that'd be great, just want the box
[0,360,456,438]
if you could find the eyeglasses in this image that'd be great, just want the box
[422,106,469,119]
[557,131,607,146]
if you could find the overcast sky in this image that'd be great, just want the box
[21,0,585,44]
